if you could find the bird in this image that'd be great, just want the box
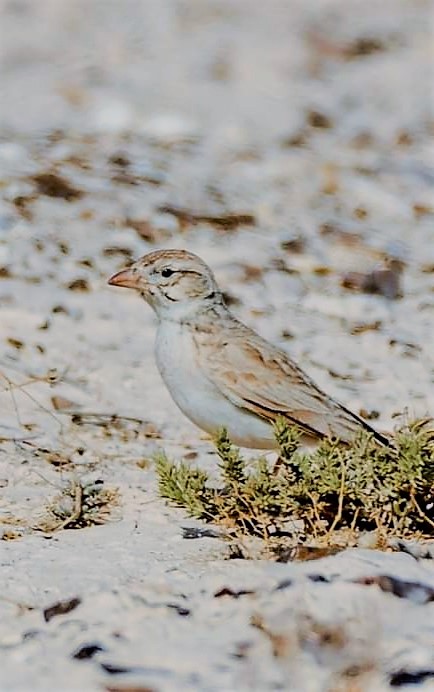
[108,249,390,449]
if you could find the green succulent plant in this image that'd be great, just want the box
[155,419,434,552]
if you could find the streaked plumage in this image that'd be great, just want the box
[109,249,390,448]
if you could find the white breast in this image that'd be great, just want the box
[154,321,275,449]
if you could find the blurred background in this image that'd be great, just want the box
[0,0,433,432]
[0,0,431,139]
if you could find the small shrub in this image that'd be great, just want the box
[38,479,120,532]
[155,419,434,553]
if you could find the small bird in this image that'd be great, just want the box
[108,249,390,448]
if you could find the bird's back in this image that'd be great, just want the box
[192,310,391,446]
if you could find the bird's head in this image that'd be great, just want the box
[108,249,222,321]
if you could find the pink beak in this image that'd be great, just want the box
[107,268,140,289]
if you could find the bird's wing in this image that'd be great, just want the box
[194,324,378,443]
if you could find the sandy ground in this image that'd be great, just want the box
[1,1,434,690]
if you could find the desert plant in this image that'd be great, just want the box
[38,479,120,532]
[155,419,434,549]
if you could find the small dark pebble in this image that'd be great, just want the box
[390,670,434,687]
[157,204,255,230]
[345,37,386,59]
[395,130,414,147]
[109,154,130,167]
[166,603,191,616]
[77,258,93,269]
[7,337,24,350]
[103,246,134,259]
[275,579,293,591]
[353,206,368,220]
[341,260,403,300]
[112,171,161,186]
[67,278,90,292]
[214,587,255,599]
[350,321,382,335]
[281,130,308,148]
[307,574,330,583]
[102,663,160,679]
[182,451,198,461]
[413,203,433,218]
[307,110,333,129]
[389,339,421,356]
[281,236,306,253]
[240,264,263,282]
[271,257,299,275]
[181,526,222,539]
[100,662,135,675]
[43,596,81,622]
[52,304,69,314]
[22,629,40,641]
[13,195,35,220]
[31,172,84,201]
[355,575,434,604]
[73,643,106,660]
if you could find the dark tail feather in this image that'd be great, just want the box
[340,404,394,447]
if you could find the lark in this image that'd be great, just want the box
[108,249,390,448]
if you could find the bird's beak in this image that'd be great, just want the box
[108,268,140,289]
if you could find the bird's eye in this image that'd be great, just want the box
[161,268,174,278]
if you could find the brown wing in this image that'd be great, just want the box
[194,322,387,444]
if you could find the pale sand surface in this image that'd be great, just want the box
[0,1,433,690]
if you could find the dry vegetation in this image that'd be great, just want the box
[37,479,120,532]
[156,418,434,558]
[0,369,121,536]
